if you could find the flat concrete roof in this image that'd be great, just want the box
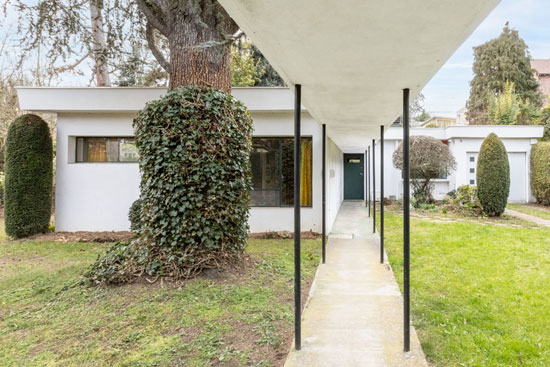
[384,126,544,140]
[16,87,301,114]
[218,0,501,150]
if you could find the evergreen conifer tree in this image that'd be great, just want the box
[466,23,542,125]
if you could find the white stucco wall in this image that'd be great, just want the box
[55,110,331,233]
[327,137,344,232]
[371,126,542,203]
[56,113,140,231]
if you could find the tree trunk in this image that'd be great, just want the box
[168,15,233,92]
[89,0,111,87]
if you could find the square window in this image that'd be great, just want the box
[470,179,475,185]
[469,156,475,162]
[470,168,475,173]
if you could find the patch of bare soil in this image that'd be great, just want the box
[385,203,535,228]
[24,231,136,243]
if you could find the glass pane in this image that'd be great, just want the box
[119,138,139,162]
[281,137,312,206]
[106,139,119,162]
[86,138,108,162]
[250,138,281,206]
[76,138,85,162]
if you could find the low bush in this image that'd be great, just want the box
[128,199,142,232]
[445,185,483,216]
[4,114,53,238]
[476,133,509,216]
[530,142,550,205]
[392,135,456,204]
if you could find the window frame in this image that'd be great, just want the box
[250,136,313,208]
[74,136,139,164]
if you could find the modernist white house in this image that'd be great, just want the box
[17,87,543,233]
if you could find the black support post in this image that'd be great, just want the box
[403,88,411,352]
[367,146,371,217]
[372,139,376,233]
[322,124,326,264]
[380,125,384,264]
[294,84,302,350]
[365,150,368,208]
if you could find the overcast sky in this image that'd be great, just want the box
[422,0,550,117]
[3,0,549,116]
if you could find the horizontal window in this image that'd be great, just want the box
[251,137,312,207]
[76,137,139,163]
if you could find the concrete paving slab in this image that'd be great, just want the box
[283,201,428,367]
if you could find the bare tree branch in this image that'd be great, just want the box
[145,22,170,72]
[135,0,168,35]
[54,53,91,74]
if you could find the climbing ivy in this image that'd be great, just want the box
[86,86,253,284]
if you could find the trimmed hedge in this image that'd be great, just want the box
[86,86,253,284]
[530,142,550,205]
[4,114,53,238]
[476,133,510,216]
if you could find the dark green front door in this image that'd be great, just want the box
[344,154,364,200]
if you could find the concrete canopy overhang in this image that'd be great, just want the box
[218,0,501,151]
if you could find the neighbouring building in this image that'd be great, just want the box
[17,87,544,233]
[421,115,458,128]
[532,59,550,107]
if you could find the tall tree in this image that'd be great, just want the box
[251,45,285,87]
[487,80,521,125]
[6,0,241,90]
[230,38,264,86]
[466,23,542,125]
[89,0,111,86]
[137,0,239,90]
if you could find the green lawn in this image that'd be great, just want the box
[0,238,320,367]
[508,203,550,221]
[381,212,550,367]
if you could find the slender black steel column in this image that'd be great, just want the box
[380,125,385,264]
[403,88,411,352]
[365,150,368,208]
[294,84,302,350]
[367,146,371,217]
[322,124,326,264]
[372,139,376,233]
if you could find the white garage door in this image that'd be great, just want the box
[508,152,526,203]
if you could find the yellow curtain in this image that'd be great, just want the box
[87,139,107,162]
[300,139,312,206]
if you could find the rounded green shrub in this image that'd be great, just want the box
[476,133,510,216]
[4,114,53,238]
[128,199,142,232]
[530,142,550,205]
[86,86,253,284]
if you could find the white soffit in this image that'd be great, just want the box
[218,0,501,150]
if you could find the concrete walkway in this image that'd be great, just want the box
[284,201,428,367]
[505,208,550,227]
